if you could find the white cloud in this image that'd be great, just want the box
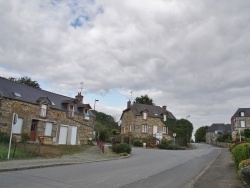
[1,0,250,134]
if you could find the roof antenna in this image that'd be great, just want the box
[130,91,133,101]
[80,82,83,93]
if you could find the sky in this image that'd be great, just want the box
[1,0,250,135]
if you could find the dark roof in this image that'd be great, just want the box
[0,77,93,114]
[207,123,231,133]
[231,108,250,120]
[128,103,176,119]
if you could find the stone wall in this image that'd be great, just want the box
[121,110,171,140]
[0,98,93,145]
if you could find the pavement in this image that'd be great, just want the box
[0,145,123,172]
[190,148,247,188]
[0,144,247,188]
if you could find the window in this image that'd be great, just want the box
[163,115,167,121]
[12,118,23,134]
[85,113,90,120]
[123,126,126,134]
[13,92,22,98]
[44,122,53,136]
[143,112,147,119]
[241,120,246,127]
[241,112,245,117]
[129,125,132,132]
[142,124,148,133]
[40,104,47,117]
[163,126,167,134]
[69,105,74,117]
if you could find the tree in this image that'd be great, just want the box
[134,95,155,105]
[172,119,193,146]
[194,126,208,142]
[9,76,41,89]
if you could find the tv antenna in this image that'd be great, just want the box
[80,82,84,93]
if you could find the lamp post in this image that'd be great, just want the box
[94,99,99,111]
[186,115,190,147]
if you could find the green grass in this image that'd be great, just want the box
[0,145,36,160]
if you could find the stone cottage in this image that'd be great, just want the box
[120,101,176,140]
[0,77,94,145]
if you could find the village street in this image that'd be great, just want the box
[0,144,227,188]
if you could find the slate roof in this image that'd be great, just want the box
[123,102,176,120]
[231,108,250,121]
[0,77,93,115]
[207,123,231,133]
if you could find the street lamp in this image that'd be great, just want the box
[94,99,99,111]
[186,115,190,147]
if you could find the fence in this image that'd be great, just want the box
[97,140,105,154]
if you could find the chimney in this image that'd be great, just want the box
[75,92,83,103]
[162,105,167,111]
[127,100,131,109]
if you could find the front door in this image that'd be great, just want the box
[30,120,38,141]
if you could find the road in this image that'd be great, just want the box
[0,144,220,188]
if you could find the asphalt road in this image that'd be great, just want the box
[0,144,220,188]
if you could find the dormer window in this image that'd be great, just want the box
[163,115,167,121]
[143,112,147,119]
[69,105,74,117]
[241,112,245,117]
[13,92,22,98]
[40,104,47,117]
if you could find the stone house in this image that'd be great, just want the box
[120,101,176,140]
[231,108,250,140]
[0,77,94,145]
[206,123,231,144]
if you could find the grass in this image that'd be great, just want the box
[0,143,93,160]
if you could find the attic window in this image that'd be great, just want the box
[240,112,245,117]
[13,92,22,98]
[51,102,55,106]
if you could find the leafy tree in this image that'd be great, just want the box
[174,119,193,146]
[194,126,208,142]
[9,76,41,89]
[134,95,155,105]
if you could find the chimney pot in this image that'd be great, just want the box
[162,105,167,111]
[127,100,131,109]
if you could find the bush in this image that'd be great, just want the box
[114,143,131,154]
[240,165,250,185]
[216,133,232,143]
[157,139,169,149]
[133,140,143,147]
[0,131,9,143]
[232,143,250,169]
[239,158,250,170]
[245,129,250,138]
[21,133,30,143]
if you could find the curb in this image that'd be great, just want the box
[0,155,130,173]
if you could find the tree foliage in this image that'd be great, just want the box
[194,126,208,142]
[93,111,119,141]
[9,76,41,89]
[163,118,193,146]
[134,95,155,105]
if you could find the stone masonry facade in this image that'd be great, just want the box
[0,98,93,145]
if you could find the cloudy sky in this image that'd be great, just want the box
[1,0,250,134]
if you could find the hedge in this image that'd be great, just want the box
[232,143,250,169]
[114,143,131,154]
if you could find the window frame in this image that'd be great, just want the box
[40,104,47,117]
[241,112,245,117]
[240,120,246,128]
[143,112,147,120]
[44,122,53,136]
[142,124,148,133]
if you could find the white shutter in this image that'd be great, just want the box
[45,122,53,136]
[58,126,68,144]
[12,118,23,134]
[241,121,246,127]
[153,125,158,134]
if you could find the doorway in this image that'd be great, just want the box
[30,120,38,141]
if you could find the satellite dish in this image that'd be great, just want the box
[0,91,3,100]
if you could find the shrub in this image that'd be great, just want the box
[0,131,9,143]
[21,133,30,143]
[114,143,131,154]
[133,140,143,147]
[216,133,232,142]
[239,158,250,170]
[232,143,250,169]
[157,139,169,149]
[240,165,250,185]
[245,129,250,138]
